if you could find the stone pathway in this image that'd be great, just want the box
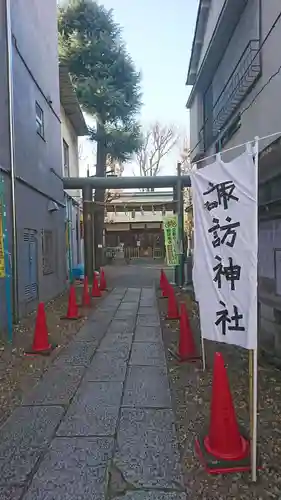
[0,288,187,500]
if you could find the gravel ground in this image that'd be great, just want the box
[0,284,106,427]
[159,289,281,500]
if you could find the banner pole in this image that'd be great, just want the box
[201,335,206,372]
[251,347,258,482]
[249,350,253,440]
[250,136,259,482]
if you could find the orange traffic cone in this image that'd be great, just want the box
[166,284,180,320]
[161,272,169,298]
[160,269,164,290]
[176,303,201,362]
[82,276,91,307]
[195,352,251,474]
[25,303,54,355]
[100,268,107,291]
[91,273,101,298]
[61,285,82,320]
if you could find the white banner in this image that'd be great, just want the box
[191,150,257,350]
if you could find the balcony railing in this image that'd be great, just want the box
[200,39,261,151]
[213,39,261,135]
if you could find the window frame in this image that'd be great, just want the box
[35,101,44,139]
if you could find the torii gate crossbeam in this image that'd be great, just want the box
[63,174,191,190]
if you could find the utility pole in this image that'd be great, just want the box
[82,185,94,280]
[176,162,185,287]
[172,184,177,286]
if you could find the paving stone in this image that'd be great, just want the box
[137,315,160,327]
[123,366,171,408]
[0,406,64,485]
[130,342,166,367]
[112,287,126,294]
[138,306,159,316]
[23,437,114,500]
[85,352,127,382]
[140,300,157,307]
[118,302,139,311]
[134,325,162,343]
[113,408,184,490]
[107,319,135,334]
[88,310,115,323]
[99,333,133,350]
[75,321,108,343]
[112,492,187,500]
[54,341,96,367]
[97,341,131,359]
[123,291,140,303]
[97,305,119,313]
[22,365,85,406]
[140,290,155,299]
[115,310,137,320]
[57,382,123,437]
[0,486,24,500]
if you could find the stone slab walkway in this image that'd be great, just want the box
[0,288,188,500]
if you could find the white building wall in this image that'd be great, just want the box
[60,105,81,199]
[189,93,204,156]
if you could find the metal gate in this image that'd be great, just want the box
[124,246,164,260]
[23,229,38,302]
[124,247,140,259]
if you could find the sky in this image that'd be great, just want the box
[79,0,199,176]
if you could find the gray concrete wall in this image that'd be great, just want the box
[0,174,13,333]
[0,0,66,334]
[0,3,12,333]
[16,183,66,317]
[0,1,10,173]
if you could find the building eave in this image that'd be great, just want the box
[59,64,88,137]
[186,86,196,109]
[185,0,211,86]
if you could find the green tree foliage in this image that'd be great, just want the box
[58,0,142,139]
[58,0,142,268]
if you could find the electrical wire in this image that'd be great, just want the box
[189,9,281,157]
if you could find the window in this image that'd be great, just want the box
[36,102,44,138]
[42,230,55,275]
[63,140,70,177]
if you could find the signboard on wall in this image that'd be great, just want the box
[163,215,179,266]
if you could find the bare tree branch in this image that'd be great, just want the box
[134,123,177,190]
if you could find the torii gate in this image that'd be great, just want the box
[63,171,191,286]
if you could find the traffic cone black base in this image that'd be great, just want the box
[61,315,83,321]
[168,347,201,363]
[195,433,251,474]
[25,343,57,356]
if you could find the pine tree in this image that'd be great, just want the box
[58,0,142,267]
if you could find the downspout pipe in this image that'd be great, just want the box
[5,0,18,323]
